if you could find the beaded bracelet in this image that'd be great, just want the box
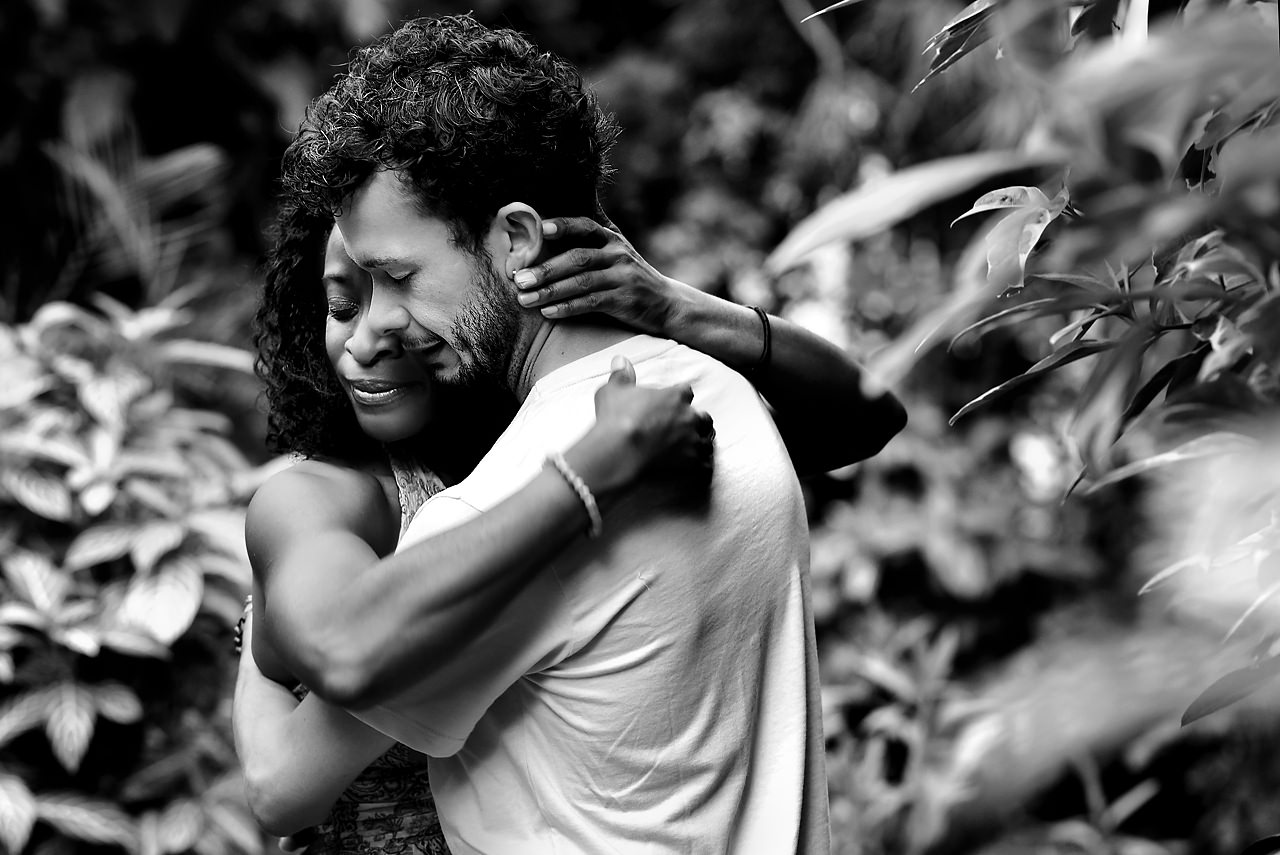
[233,594,253,655]
[547,451,603,539]
[747,306,772,377]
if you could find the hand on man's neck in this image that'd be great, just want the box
[508,316,637,402]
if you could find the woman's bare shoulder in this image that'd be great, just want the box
[246,457,394,555]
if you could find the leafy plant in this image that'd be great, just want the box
[778,0,1280,723]
[0,292,275,854]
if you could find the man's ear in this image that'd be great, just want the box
[492,203,543,276]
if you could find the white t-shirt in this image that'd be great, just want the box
[354,335,829,854]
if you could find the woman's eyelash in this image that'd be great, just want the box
[327,299,358,321]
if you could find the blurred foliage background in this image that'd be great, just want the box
[3,0,1280,853]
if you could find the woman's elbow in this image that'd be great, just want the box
[243,766,328,837]
[860,395,908,457]
[270,617,378,708]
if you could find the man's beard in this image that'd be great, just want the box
[446,258,521,390]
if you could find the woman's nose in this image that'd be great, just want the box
[346,290,409,364]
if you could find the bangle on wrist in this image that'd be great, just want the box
[547,451,603,539]
[747,306,772,377]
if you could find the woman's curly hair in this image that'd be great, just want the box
[279,14,620,249]
[253,200,376,460]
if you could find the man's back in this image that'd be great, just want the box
[356,335,828,854]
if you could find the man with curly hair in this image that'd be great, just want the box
[274,14,835,854]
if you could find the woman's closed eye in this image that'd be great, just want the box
[327,297,359,322]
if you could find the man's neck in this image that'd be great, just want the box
[507,317,636,401]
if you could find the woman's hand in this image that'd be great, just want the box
[565,357,715,499]
[514,217,687,336]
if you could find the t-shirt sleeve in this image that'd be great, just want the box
[348,493,576,757]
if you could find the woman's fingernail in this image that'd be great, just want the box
[518,291,537,306]
[542,221,559,236]
[542,304,561,317]
[514,270,536,288]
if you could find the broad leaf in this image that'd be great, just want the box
[64,522,138,571]
[764,150,1061,274]
[951,185,1054,226]
[1183,654,1280,725]
[46,682,97,774]
[157,799,204,853]
[0,687,56,748]
[35,792,137,848]
[117,559,203,645]
[130,521,187,576]
[92,682,143,725]
[0,773,37,855]
[0,467,75,521]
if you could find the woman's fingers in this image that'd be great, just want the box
[541,216,614,243]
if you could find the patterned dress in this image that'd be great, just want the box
[301,449,451,855]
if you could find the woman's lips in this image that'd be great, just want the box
[347,379,418,407]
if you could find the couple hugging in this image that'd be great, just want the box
[233,13,906,855]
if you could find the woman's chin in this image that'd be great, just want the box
[354,409,433,445]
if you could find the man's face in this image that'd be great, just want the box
[335,170,520,387]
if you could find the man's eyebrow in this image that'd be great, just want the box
[353,255,403,270]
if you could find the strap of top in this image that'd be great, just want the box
[384,446,447,540]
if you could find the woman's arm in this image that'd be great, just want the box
[516,216,907,474]
[255,359,714,710]
[233,605,393,837]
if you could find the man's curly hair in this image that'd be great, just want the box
[253,200,375,459]
[280,14,620,249]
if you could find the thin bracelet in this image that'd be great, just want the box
[747,306,772,376]
[547,451,603,538]
[232,593,253,656]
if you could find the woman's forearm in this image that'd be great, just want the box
[666,285,906,473]
[233,618,394,836]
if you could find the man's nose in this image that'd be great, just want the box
[346,290,408,364]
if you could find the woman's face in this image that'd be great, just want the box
[323,227,437,444]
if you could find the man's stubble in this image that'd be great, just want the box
[446,256,523,392]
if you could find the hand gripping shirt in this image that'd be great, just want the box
[353,335,830,855]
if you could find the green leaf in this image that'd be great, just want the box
[765,150,1062,274]
[1070,328,1153,475]
[801,0,874,23]
[117,559,203,645]
[64,523,138,571]
[157,799,204,853]
[130,521,187,576]
[1183,654,1280,725]
[950,185,1054,226]
[1138,555,1206,596]
[45,682,97,774]
[1118,348,1207,425]
[1225,580,1280,643]
[154,339,256,374]
[91,682,143,725]
[1085,431,1254,493]
[3,550,68,614]
[950,340,1116,424]
[0,773,37,855]
[35,792,137,848]
[0,687,57,749]
[0,467,75,521]
[949,294,1107,352]
[1240,835,1280,855]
